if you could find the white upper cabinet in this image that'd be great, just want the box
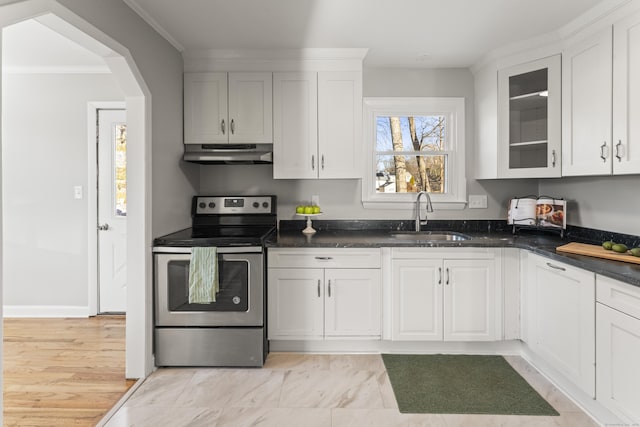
[562,28,613,176]
[613,10,640,174]
[317,71,362,179]
[273,72,318,179]
[498,55,561,178]
[273,70,362,179]
[184,72,272,145]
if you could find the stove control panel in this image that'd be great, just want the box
[193,196,275,215]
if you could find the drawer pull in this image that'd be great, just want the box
[317,280,321,297]
[600,142,608,162]
[314,257,333,260]
[546,262,566,272]
[328,280,332,297]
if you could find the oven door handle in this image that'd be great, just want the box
[153,246,263,254]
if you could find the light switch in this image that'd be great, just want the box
[468,194,487,209]
[74,185,83,200]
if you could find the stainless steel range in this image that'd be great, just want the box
[152,195,276,367]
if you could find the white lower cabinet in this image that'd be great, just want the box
[391,248,500,341]
[524,253,595,397]
[267,249,381,340]
[596,275,640,425]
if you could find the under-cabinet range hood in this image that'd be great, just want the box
[183,144,273,164]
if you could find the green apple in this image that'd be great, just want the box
[295,205,305,214]
[304,206,314,214]
[312,206,321,214]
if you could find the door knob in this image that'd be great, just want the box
[97,223,110,231]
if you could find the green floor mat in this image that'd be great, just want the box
[382,354,559,416]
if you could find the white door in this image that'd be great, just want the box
[267,268,324,340]
[391,259,443,341]
[443,259,496,341]
[98,109,127,313]
[324,269,381,338]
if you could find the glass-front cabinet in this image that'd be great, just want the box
[497,55,561,178]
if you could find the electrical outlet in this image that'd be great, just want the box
[74,185,83,200]
[311,195,320,206]
[468,194,487,209]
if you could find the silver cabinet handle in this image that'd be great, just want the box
[615,140,623,161]
[600,142,608,162]
[328,280,331,297]
[446,268,450,285]
[317,280,321,298]
[314,257,333,260]
[97,223,110,231]
[221,119,226,135]
[311,155,315,171]
[546,262,566,272]
[230,119,235,135]
[438,267,442,285]
[321,154,325,170]
[551,149,556,168]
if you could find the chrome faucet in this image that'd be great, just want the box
[415,191,434,232]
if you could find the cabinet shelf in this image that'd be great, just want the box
[510,140,548,147]
[509,91,548,110]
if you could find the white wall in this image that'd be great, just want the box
[2,72,123,313]
[200,68,538,221]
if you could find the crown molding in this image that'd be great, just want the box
[122,0,184,52]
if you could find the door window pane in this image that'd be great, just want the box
[114,124,127,217]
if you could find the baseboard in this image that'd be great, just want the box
[3,305,90,318]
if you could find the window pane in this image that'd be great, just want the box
[114,124,127,217]
[376,154,446,194]
[376,115,446,152]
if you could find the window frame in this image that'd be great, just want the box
[362,97,467,210]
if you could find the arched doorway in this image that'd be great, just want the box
[0,0,152,390]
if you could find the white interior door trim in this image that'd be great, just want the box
[87,101,126,316]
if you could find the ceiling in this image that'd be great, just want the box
[123,0,603,68]
[1,1,606,70]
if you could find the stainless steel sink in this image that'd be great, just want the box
[389,231,472,241]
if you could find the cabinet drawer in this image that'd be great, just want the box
[268,248,381,269]
[597,275,640,320]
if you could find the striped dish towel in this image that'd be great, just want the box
[188,247,219,303]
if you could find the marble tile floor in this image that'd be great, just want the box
[102,353,599,427]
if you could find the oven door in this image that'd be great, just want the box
[154,247,263,327]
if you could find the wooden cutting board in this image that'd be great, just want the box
[556,242,640,265]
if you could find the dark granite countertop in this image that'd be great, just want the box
[266,220,640,288]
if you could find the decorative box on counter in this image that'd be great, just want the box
[508,195,566,236]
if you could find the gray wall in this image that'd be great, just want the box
[539,176,640,236]
[52,0,199,237]
[2,72,123,309]
[200,68,538,221]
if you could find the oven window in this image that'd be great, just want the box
[166,258,249,312]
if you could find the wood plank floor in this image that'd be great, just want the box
[3,316,135,426]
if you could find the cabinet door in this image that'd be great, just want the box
[528,255,595,397]
[318,71,362,179]
[613,11,640,175]
[443,259,497,341]
[324,269,381,338]
[228,72,273,144]
[497,55,561,178]
[273,72,318,179]
[184,72,228,144]
[391,259,442,341]
[267,268,324,340]
[596,303,640,424]
[562,27,613,176]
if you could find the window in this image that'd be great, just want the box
[362,98,466,209]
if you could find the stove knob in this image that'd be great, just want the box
[198,202,206,209]
[253,202,259,208]
[262,202,269,209]
[208,202,216,208]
